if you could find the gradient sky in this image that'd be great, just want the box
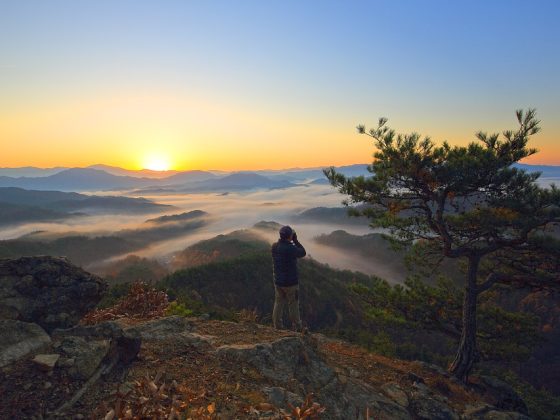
[1,0,559,171]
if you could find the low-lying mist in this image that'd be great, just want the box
[1,184,407,283]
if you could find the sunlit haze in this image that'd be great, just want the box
[143,153,172,172]
[1,0,559,170]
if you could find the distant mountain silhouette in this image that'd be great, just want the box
[0,187,83,206]
[0,202,81,226]
[0,187,173,224]
[273,163,560,184]
[88,164,217,183]
[178,172,296,192]
[0,166,67,178]
[145,210,209,224]
[252,220,283,231]
[293,206,368,226]
[1,163,557,192]
[308,178,330,185]
[88,164,180,179]
[0,168,156,191]
[0,168,222,192]
[514,163,560,178]
[116,212,209,245]
[161,171,217,185]
[254,164,370,181]
[331,163,371,177]
[52,196,174,214]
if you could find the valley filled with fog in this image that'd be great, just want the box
[0,165,408,283]
[1,163,559,285]
[90,184,390,279]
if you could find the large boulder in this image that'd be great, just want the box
[124,316,213,349]
[216,336,411,419]
[56,336,110,379]
[0,320,51,367]
[52,320,141,369]
[0,256,107,332]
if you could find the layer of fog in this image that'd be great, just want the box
[250,223,406,283]
[2,184,406,282]
[0,213,163,241]
[110,185,401,282]
[12,176,560,284]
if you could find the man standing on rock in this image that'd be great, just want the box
[271,225,306,330]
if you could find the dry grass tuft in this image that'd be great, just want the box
[237,308,259,323]
[95,371,216,419]
[286,393,326,419]
[82,282,169,325]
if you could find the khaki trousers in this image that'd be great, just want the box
[272,284,302,330]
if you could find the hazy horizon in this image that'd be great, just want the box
[0,162,366,173]
[2,160,560,174]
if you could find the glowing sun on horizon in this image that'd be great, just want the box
[143,154,172,171]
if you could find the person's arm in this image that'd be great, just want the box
[292,232,306,258]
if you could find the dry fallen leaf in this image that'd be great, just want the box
[257,402,275,411]
[148,381,158,394]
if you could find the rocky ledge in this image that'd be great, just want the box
[0,256,532,419]
[0,256,106,333]
[1,315,531,419]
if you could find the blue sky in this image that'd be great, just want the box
[1,0,559,169]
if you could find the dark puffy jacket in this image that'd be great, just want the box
[271,239,306,287]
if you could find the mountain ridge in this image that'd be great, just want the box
[0,187,173,226]
[2,163,558,192]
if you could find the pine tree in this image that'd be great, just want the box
[325,109,560,382]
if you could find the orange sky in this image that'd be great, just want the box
[1,89,558,171]
[1,2,559,171]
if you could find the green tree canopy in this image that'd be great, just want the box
[325,109,560,382]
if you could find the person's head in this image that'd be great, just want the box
[279,225,294,241]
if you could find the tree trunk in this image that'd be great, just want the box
[449,255,480,382]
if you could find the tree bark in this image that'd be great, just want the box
[449,255,480,382]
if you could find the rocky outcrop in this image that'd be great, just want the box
[216,336,413,419]
[1,316,535,419]
[52,320,142,373]
[0,256,535,419]
[0,256,109,370]
[124,315,214,349]
[0,255,143,418]
[56,335,110,379]
[124,315,194,339]
[213,332,534,420]
[0,256,107,332]
[0,319,51,367]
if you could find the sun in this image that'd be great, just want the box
[143,154,172,171]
